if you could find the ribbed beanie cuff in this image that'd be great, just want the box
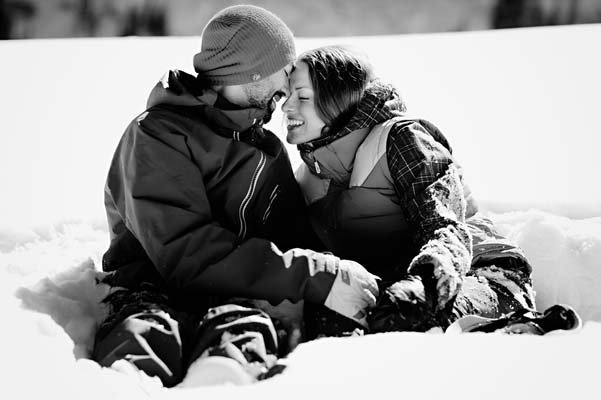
[194,5,296,86]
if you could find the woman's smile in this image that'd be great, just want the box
[286,118,305,130]
[281,61,325,145]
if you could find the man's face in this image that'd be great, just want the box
[243,63,293,122]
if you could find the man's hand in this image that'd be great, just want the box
[323,260,379,328]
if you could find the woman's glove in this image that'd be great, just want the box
[407,225,471,311]
[368,275,438,332]
[410,255,462,311]
[323,259,380,328]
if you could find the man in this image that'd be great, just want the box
[92,5,378,387]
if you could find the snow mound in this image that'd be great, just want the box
[1,211,600,399]
[493,211,601,321]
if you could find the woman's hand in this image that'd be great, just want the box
[408,223,471,311]
[368,275,439,332]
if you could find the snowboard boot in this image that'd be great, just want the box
[446,304,582,335]
[187,304,280,383]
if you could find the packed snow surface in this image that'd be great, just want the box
[1,24,600,399]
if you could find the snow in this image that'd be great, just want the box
[1,24,601,399]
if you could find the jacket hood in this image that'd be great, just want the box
[298,80,406,153]
[146,70,269,137]
[296,80,451,184]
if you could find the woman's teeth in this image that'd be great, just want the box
[287,119,304,128]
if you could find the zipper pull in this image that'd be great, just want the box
[314,161,321,174]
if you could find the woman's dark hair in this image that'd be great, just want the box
[298,45,374,136]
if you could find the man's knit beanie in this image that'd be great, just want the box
[193,5,296,86]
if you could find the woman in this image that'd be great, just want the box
[282,46,537,334]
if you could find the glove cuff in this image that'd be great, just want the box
[324,270,369,327]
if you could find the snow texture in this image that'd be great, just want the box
[1,25,600,399]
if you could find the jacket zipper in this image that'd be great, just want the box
[238,152,266,238]
[262,184,280,224]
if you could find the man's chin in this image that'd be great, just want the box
[262,97,277,124]
[248,94,277,124]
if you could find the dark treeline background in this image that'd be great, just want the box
[2,0,601,40]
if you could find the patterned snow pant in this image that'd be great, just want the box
[367,214,535,333]
[306,215,536,336]
[92,287,282,387]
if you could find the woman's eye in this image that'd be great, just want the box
[299,97,310,101]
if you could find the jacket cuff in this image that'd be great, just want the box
[304,271,336,304]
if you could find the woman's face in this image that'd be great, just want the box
[281,61,326,145]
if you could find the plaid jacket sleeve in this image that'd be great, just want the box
[386,121,472,300]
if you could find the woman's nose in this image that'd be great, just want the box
[281,97,294,113]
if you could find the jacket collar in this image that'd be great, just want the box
[299,127,371,184]
[147,70,268,142]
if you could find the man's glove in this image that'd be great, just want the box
[323,259,379,328]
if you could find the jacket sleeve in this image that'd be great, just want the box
[108,117,336,307]
[386,121,472,286]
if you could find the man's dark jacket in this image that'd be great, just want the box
[102,70,333,311]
